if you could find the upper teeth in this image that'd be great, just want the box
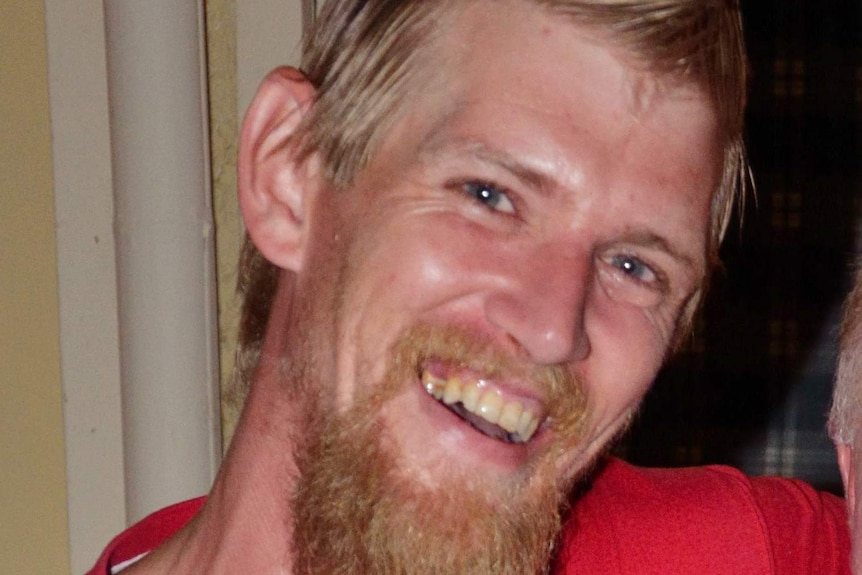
[422,371,541,443]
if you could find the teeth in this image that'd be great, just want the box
[422,371,542,443]
[520,410,539,439]
[423,371,444,400]
[462,380,481,412]
[443,376,461,405]
[498,401,523,434]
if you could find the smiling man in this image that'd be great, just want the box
[85,1,831,573]
[233,3,729,571]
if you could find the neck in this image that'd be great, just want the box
[125,278,316,574]
[125,370,305,574]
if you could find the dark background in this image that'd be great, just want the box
[622,0,862,493]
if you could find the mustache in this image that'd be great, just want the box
[383,322,588,436]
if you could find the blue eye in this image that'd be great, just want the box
[463,182,515,213]
[609,254,656,283]
[598,252,665,307]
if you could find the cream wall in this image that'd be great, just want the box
[0,1,71,573]
[208,0,243,445]
[0,2,305,572]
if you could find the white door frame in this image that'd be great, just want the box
[46,2,307,572]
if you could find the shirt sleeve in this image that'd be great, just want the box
[747,473,850,575]
[553,458,850,575]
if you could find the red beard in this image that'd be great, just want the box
[290,322,588,574]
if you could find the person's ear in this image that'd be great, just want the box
[838,443,856,515]
[238,66,320,272]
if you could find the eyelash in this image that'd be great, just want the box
[605,253,667,292]
[596,252,669,308]
[451,179,669,294]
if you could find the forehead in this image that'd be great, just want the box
[436,0,711,125]
[351,0,722,294]
[381,0,720,203]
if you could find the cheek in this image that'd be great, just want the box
[336,225,467,386]
[338,224,479,401]
[379,244,454,294]
[580,296,669,424]
[359,218,489,314]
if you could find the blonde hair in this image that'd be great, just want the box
[234,0,750,401]
[829,265,862,445]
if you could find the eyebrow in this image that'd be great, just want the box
[619,230,703,276]
[417,132,558,199]
[416,130,704,275]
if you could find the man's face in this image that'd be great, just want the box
[283,1,720,570]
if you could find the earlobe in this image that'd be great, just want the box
[238,66,320,272]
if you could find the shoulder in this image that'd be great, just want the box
[85,497,206,575]
[554,458,849,575]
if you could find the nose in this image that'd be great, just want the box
[484,244,591,365]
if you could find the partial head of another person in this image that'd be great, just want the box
[831,264,862,573]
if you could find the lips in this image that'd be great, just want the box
[421,370,543,443]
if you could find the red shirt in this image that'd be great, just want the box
[556,458,849,574]
[87,458,850,574]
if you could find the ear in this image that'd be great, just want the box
[838,443,856,516]
[238,66,320,271]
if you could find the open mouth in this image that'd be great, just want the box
[421,370,542,444]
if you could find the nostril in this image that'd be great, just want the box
[571,330,590,363]
[485,292,589,366]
